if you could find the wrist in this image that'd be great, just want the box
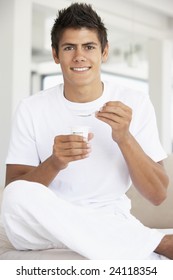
[50,155,68,172]
[116,132,133,148]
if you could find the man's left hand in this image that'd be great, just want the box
[96,101,132,145]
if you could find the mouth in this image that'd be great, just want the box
[70,67,91,72]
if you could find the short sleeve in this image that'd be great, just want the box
[131,94,167,162]
[6,100,40,166]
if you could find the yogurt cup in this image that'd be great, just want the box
[71,126,90,139]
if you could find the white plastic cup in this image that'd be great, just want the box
[71,126,90,139]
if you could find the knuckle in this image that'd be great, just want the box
[68,142,74,149]
[67,135,73,141]
[54,135,59,143]
[128,113,132,122]
[116,101,121,106]
[129,108,133,116]
[70,150,76,156]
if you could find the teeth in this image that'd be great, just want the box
[72,67,89,71]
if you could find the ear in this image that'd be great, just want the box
[52,48,60,64]
[101,42,109,63]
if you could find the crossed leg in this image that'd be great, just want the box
[1,180,171,260]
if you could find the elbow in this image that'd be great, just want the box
[152,192,167,206]
[143,187,167,206]
[152,179,169,206]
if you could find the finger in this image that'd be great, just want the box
[53,144,91,161]
[64,153,90,162]
[97,104,132,124]
[99,107,127,119]
[88,132,94,141]
[96,112,131,128]
[100,104,132,118]
[103,101,132,113]
[54,135,87,147]
[55,140,91,159]
[58,140,91,151]
[97,106,129,122]
[61,147,91,157]
[96,114,119,127]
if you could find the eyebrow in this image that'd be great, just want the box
[60,42,98,47]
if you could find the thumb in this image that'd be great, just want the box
[88,132,94,141]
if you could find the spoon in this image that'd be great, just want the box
[77,112,97,117]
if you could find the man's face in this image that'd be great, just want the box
[52,27,108,87]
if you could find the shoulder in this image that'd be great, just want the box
[17,84,63,112]
[104,80,149,109]
[24,84,63,104]
[13,84,64,122]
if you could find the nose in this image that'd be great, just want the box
[72,48,86,62]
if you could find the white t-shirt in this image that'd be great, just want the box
[6,81,167,206]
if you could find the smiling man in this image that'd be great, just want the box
[52,27,108,102]
[2,3,173,260]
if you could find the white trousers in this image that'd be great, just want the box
[1,180,165,260]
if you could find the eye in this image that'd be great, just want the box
[63,46,74,51]
[85,45,95,50]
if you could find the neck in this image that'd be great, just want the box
[64,81,103,103]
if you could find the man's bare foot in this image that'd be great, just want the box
[154,234,173,259]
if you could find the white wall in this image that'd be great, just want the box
[148,40,173,152]
[0,0,32,186]
[0,0,13,186]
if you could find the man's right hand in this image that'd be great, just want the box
[5,133,93,187]
[52,133,93,170]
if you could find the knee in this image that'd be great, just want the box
[1,180,47,215]
[2,181,27,216]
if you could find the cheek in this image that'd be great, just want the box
[88,53,101,64]
[94,57,102,67]
[58,51,72,63]
[59,58,70,70]
[59,64,69,75]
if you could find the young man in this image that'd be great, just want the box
[1,3,173,259]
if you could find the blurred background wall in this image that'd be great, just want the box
[0,0,173,186]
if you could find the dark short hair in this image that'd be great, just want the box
[51,3,108,55]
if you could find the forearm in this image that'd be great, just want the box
[96,101,169,204]
[6,134,92,188]
[118,133,169,205]
[5,156,61,187]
